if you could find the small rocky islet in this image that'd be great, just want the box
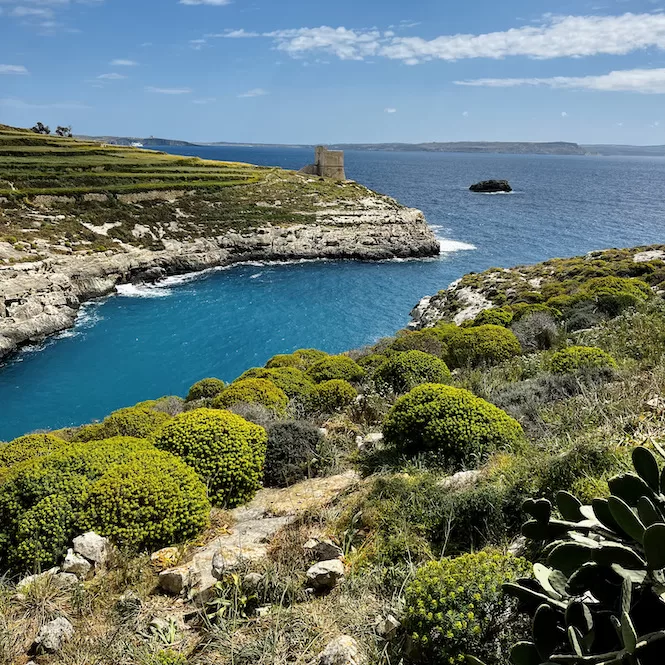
[2,125,665,665]
[469,179,513,193]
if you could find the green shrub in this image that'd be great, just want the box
[445,325,522,369]
[212,378,288,414]
[549,345,617,374]
[264,421,323,487]
[383,384,524,469]
[83,448,210,551]
[374,350,451,394]
[510,302,561,322]
[582,275,651,316]
[510,311,560,351]
[0,433,67,468]
[73,406,171,442]
[306,355,364,383]
[237,366,314,399]
[153,408,267,507]
[186,377,226,402]
[403,550,531,664]
[265,348,328,370]
[388,329,447,357]
[473,307,514,327]
[357,353,388,373]
[307,379,357,414]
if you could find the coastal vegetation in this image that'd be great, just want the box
[2,245,665,663]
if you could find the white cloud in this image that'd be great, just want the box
[0,64,28,74]
[97,72,126,80]
[384,107,397,113]
[10,6,53,17]
[250,13,665,64]
[179,0,232,4]
[0,98,90,110]
[193,97,216,104]
[146,86,192,94]
[561,111,568,117]
[111,59,138,66]
[462,110,469,117]
[218,28,260,38]
[238,88,268,98]
[455,68,665,94]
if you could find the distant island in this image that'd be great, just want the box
[81,136,665,157]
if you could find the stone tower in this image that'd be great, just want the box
[299,146,346,180]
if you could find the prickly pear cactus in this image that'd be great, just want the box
[470,444,665,665]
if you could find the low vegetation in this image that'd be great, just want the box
[2,245,665,664]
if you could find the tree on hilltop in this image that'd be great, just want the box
[55,125,72,137]
[31,122,51,135]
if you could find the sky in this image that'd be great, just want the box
[1,0,664,144]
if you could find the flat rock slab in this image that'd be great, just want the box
[160,471,359,600]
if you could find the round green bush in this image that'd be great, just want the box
[73,406,171,442]
[472,307,514,327]
[549,345,617,374]
[83,448,210,551]
[153,408,267,507]
[445,325,522,368]
[237,366,314,399]
[265,348,328,370]
[264,421,323,487]
[510,303,561,322]
[0,437,168,572]
[374,351,451,394]
[357,353,388,373]
[388,329,448,357]
[383,384,524,469]
[186,377,226,402]
[307,379,358,414]
[403,550,531,664]
[582,276,650,316]
[0,433,67,468]
[212,378,288,414]
[306,355,365,383]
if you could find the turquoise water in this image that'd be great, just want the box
[1,148,664,439]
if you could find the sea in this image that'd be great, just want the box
[1,146,664,440]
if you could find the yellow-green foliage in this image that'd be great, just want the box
[383,384,524,469]
[73,406,171,441]
[445,325,522,368]
[307,379,357,414]
[357,353,388,373]
[0,433,67,467]
[510,303,561,321]
[83,448,210,550]
[388,329,448,357]
[473,307,514,327]
[306,355,365,383]
[374,350,451,394]
[550,346,617,374]
[153,408,267,507]
[0,437,209,571]
[582,276,650,315]
[265,348,328,370]
[212,378,289,413]
[237,366,314,399]
[403,550,531,664]
[186,377,226,402]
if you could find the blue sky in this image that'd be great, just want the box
[1,0,664,144]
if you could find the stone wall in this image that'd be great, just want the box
[299,146,346,180]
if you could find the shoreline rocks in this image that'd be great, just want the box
[469,179,512,193]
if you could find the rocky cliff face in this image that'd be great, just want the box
[0,201,438,360]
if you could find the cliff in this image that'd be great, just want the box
[0,126,438,360]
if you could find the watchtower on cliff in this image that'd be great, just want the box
[299,146,346,180]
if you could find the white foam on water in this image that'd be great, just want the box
[116,283,173,298]
[439,239,477,252]
[250,272,263,279]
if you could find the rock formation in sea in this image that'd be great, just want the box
[469,180,513,193]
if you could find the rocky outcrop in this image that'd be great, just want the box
[0,202,438,361]
[469,179,512,193]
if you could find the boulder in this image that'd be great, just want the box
[55,572,80,588]
[314,635,364,665]
[17,568,60,592]
[32,617,74,654]
[72,532,109,567]
[375,614,401,638]
[356,432,383,452]
[244,572,264,589]
[303,538,343,561]
[306,559,345,591]
[158,567,190,595]
[62,548,92,578]
[469,180,512,193]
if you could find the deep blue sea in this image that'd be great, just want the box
[1,147,664,440]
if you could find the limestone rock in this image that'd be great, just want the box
[306,559,345,591]
[469,179,512,193]
[303,538,343,561]
[62,548,92,578]
[356,432,383,452]
[314,635,364,665]
[17,568,60,592]
[55,572,80,588]
[72,532,109,567]
[158,567,190,595]
[376,614,401,638]
[244,572,264,589]
[32,617,74,653]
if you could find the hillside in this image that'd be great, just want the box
[1,244,665,664]
[78,135,197,147]
[0,125,438,360]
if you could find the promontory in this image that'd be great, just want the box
[0,125,439,360]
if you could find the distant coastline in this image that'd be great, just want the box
[79,136,665,157]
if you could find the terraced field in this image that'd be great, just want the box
[0,124,263,198]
